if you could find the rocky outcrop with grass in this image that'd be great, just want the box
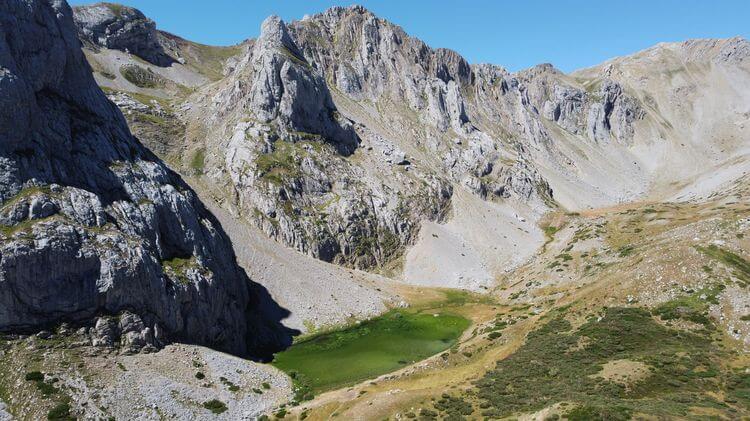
[0,0,292,358]
[67,5,663,271]
[73,2,174,66]
[243,16,359,154]
[191,15,453,268]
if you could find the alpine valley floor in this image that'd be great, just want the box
[0,1,750,420]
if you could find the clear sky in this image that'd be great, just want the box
[69,0,750,73]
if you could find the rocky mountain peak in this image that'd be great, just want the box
[258,15,305,60]
[714,36,750,64]
[517,63,561,79]
[432,48,473,85]
[304,4,374,26]
[216,14,359,154]
[73,2,174,66]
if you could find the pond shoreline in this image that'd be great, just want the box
[271,307,471,396]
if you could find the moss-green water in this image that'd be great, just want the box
[272,310,470,395]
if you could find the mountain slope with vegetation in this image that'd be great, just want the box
[0,1,747,419]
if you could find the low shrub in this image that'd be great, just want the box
[203,399,227,414]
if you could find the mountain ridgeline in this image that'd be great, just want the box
[0,1,749,420]
[77,3,749,273]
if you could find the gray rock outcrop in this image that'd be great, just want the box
[192,14,453,268]
[217,15,358,154]
[185,6,567,268]
[287,6,557,204]
[0,0,292,358]
[73,2,174,66]
[585,80,645,143]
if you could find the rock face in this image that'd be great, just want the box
[0,0,292,358]
[584,80,645,144]
[184,10,554,268]
[238,16,358,154]
[180,6,649,268]
[527,69,645,144]
[194,15,453,268]
[73,2,174,66]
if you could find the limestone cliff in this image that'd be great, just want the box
[0,0,292,358]
[73,2,174,66]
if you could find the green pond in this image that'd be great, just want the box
[272,310,470,394]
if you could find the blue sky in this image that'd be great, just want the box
[69,0,750,72]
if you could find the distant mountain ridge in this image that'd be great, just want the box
[73,3,750,288]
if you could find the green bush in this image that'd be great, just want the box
[190,148,206,174]
[47,403,73,420]
[202,399,227,414]
[652,284,724,326]
[36,381,56,397]
[433,394,474,418]
[25,371,44,381]
[565,404,631,421]
[219,376,239,391]
[119,64,165,89]
[618,245,635,257]
[419,408,438,418]
[697,244,750,284]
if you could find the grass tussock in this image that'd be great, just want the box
[697,244,750,285]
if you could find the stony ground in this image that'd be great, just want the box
[0,333,291,420]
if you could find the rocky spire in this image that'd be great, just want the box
[257,15,305,59]
[242,15,359,153]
